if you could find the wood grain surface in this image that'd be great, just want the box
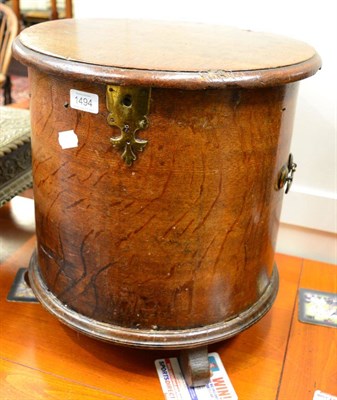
[1,203,336,400]
[17,19,317,72]
[277,259,337,399]
[25,68,301,347]
[13,19,321,88]
[0,359,124,400]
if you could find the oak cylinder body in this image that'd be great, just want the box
[13,19,321,349]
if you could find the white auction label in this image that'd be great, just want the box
[155,352,238,400]
[70,89,99,114]
[313,390,337,400]
[58,130,78,149]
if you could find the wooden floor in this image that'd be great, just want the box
[0,193,336,400]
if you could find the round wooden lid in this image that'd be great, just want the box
[13,19,321,89]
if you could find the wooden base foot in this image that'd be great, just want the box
[179,346,210,387]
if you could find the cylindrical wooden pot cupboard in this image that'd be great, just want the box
[13,19,320,386]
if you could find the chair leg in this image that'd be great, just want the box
[4,75,13,105]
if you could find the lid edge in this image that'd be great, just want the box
[13,38,321,89]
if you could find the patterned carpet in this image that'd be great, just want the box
[0,75,30,106]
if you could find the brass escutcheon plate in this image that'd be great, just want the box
[106,85,151,166]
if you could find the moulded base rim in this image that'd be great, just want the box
[28,250,279,350]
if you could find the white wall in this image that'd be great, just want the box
[73,0,337,264]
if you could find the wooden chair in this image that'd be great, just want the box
[11,0,73,28]
[0,2,18,105]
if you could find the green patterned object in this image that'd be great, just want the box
[0,106,32,206]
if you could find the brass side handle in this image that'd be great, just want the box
[277,153,297,194]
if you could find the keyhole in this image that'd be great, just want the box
[122,94,132,107]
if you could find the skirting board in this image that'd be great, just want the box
[276,222,337,265]
[279,185,337,264]
[280,185,337,234]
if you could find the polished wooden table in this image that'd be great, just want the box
[0,195,336,399]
